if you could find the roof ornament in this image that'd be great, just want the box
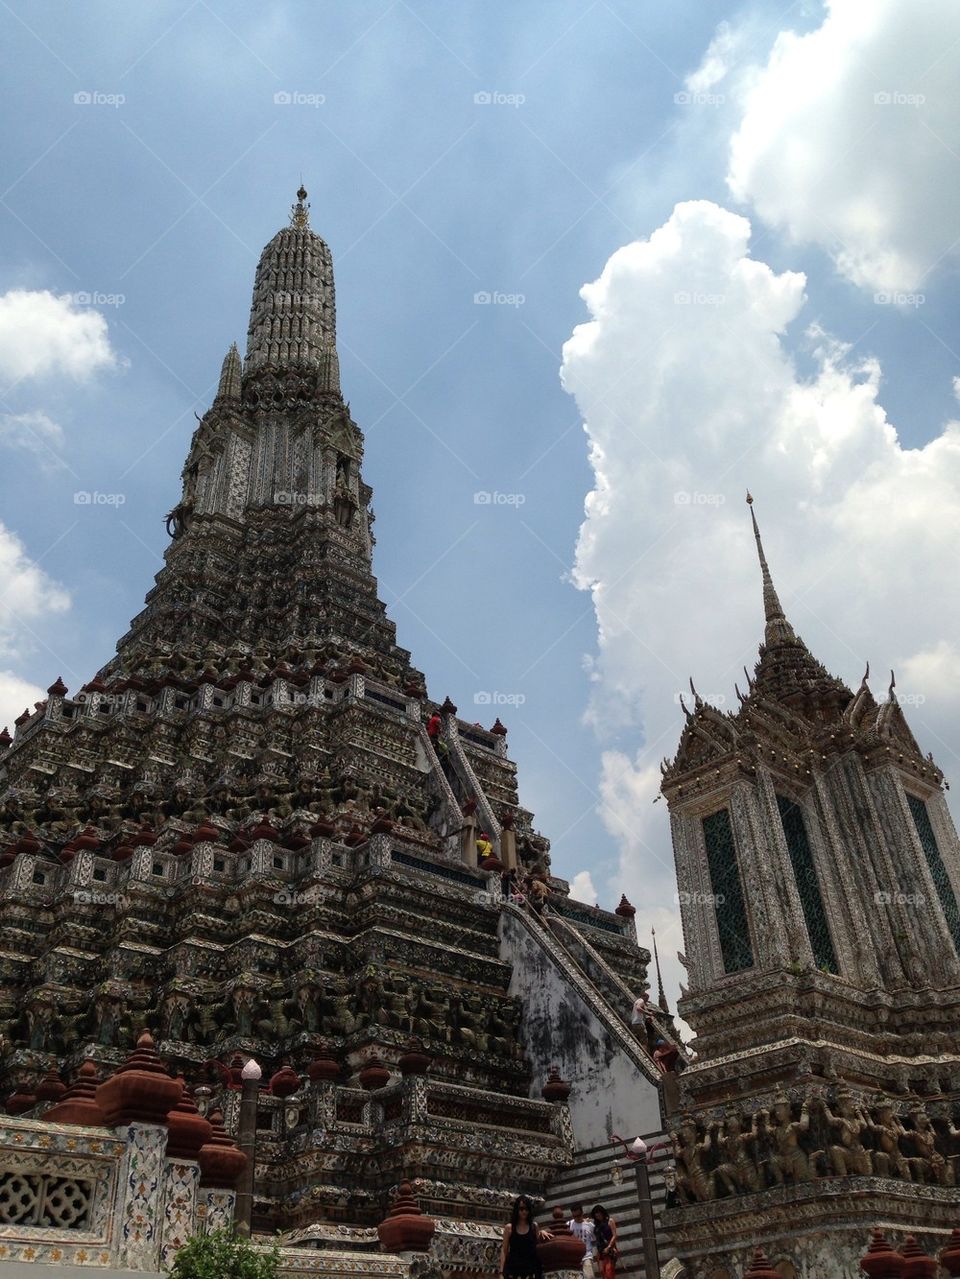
[746,492,796,646]
[888,669,897,703]
[689,676,703,708]
[652,927,669,1014]
[290,184,310,229]
[860,660,870,689]
[742,665,754,691]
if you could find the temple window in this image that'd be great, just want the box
[701,808,753,973]
[907,794,960,953]
[776,796,838,973]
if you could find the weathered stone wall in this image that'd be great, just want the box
[501,909,662,1149]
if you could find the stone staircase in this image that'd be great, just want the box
[545,1136,669,1278]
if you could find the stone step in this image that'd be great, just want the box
[546,1136,668,1278]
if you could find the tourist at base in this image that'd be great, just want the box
[568,1203,596,1277]
[498,1195,552,1278]
[591,1204,619,1278]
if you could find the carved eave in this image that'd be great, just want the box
[661,703,749,801]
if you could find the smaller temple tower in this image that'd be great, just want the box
[660,497,960,1278]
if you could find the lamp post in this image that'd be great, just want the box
[235,1058,261,1236]
[615,1135,662,1279]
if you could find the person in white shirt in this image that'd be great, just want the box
[567,1204,596,1278]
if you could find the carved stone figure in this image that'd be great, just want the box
[762,1095,815,1184]
[672,1119,715,1203]
[715,1112,760,1194]
[818,1089,872,1177]
[867,1099,911,1181]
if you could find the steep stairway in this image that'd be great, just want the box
[544,1135,669,1278]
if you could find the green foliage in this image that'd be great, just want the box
[166,1228,281,1279]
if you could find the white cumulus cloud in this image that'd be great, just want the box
[0,523,71,715]
[569,869,598,905]
[562,198,960,1012]
[721,0,960,292]
[0,411,66,469]
[0,671,47,737]
[0,289,118,384]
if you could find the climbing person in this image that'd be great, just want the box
[498,1195,551,1279]
[528,874,549,916]
[591,1205,619,1279]
[426,712,441,749]
[476,830,492,861]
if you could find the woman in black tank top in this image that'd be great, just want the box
[498,1195,552,1279]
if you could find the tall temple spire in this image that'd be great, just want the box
[244,183,339,389]
[746,492,796,646]
[652,927,669,1014]
[215,342,241,401]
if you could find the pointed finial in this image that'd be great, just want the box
[290,185,310,229]
[651,928,669,1014]
[888,669,897,702]
[746,493,796,646]
[861,660,870,688]
[216,343,242,401]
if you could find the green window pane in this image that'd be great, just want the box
[702,808,753,973]
[776,796,838,974]
[907,794,960,955]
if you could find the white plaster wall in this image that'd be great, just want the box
[501,911,662,1149]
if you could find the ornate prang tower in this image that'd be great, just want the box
[0,190,675,1275]
[660,496,960,1277]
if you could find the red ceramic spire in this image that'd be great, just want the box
[861,1229,905,1279]
[940,1230,960,1278]
[744,1249,780,1279]
[537,1206,585,1272]
[95,1030,183,1126]
[377,1181,436,1253]
[165,1081,214,1160]
[45,1061,106,1125]
[197,1107,248,1189]
[900,1236,937,1279]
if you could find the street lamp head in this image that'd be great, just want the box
[241,1058,262,1082]
[629,1137,647,1158]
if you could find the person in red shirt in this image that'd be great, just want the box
[426,713,441,749]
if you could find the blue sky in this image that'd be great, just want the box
[3,0,960,1006]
